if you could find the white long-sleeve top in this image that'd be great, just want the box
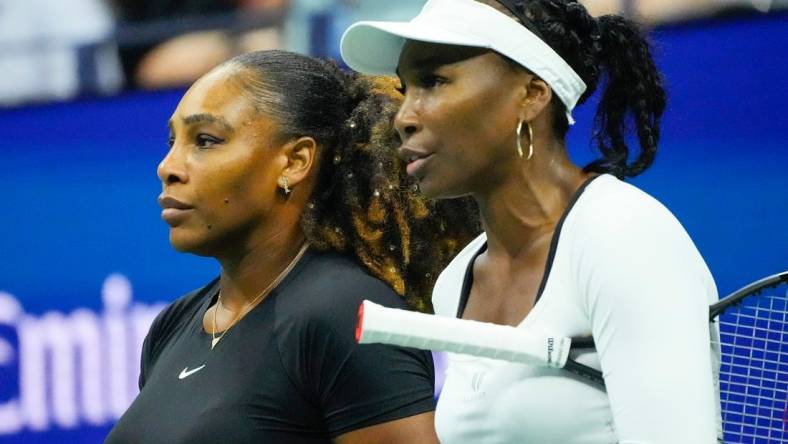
[433,174,721,444]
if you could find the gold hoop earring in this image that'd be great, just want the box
[516,119,534,160]
[278,176,291,195]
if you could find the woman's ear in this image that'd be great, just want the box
[279,136,317,187]
[519,76,553,122]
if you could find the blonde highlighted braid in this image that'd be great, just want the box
[230,50,480,312]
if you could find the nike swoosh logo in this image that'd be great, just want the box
[178,365,206,379]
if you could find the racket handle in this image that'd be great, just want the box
[356,300,571,368]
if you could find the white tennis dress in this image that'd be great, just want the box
[433,175,721,444]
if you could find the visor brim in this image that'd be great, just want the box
[341,21,489,75]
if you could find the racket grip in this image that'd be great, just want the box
[356,300,571,368]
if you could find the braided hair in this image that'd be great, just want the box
[481,0,667,178]
[228,50,480,312]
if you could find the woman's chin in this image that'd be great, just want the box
[168,232,208,255]
[417,179,466,201]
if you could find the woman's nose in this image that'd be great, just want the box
[394,96,422,143]
[157,146,188,185]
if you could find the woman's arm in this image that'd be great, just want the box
[578,196,719,443]
[334,412,439,444]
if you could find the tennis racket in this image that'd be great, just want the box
[356,271,788,441]
[711,272,788,443]
[355,299,603,385]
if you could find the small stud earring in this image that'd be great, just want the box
[278,176,291,195]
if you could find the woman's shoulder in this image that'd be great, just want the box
[295,250,403,301]
[569,174,689,241]
[274,250,408,329]
[565,175,713,285]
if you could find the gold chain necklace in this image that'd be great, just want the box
[211,242,309,349]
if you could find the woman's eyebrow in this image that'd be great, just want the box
[178,113,236,133]
[397,57,440,77]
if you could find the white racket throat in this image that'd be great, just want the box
[356,300,572,368]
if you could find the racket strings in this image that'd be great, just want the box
[714,287,787,442]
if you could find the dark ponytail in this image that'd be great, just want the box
[588,14,667,178]
[486,0,667,178]
[228,50,480,311]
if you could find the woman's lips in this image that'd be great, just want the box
[158,195,194,225]
[405,153,434,177]
[161,208,192,225]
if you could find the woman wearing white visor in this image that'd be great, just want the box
[341,1,720,443]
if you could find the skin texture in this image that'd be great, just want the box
[158,65,438,444]
[395,45,524,199]
[161,67,299,257]
[395,41,594,326]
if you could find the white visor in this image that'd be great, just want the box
[340,0,586,124]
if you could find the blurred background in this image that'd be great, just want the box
[0,1,786,442]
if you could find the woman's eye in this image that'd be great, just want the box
[420,74,447,89]
[196,134,222,148]
[167,136,175,149]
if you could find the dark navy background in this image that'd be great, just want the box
[0,13,786,443]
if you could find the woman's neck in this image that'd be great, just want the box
[215,222,307,312]
[473,144,590,261]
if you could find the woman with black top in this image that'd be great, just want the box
[105,50,478,444]
[341,0,720,442]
